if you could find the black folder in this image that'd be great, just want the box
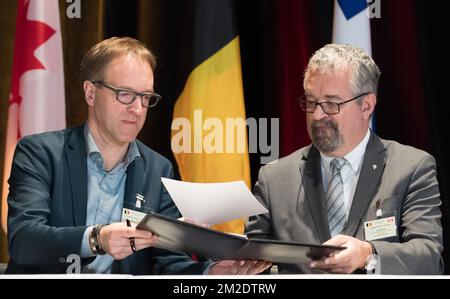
[137,213,345,264]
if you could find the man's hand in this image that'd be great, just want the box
[309,235,372,274]
[98,222,159,260]
[209,260,272,275]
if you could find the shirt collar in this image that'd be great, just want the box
[84,123,140,169]
[124,139,140,167]
[321,129,371,173]
[84,123,101,157]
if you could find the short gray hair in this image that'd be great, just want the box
[304,44,380,96]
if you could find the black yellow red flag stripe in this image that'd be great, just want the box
[171,0,250,233]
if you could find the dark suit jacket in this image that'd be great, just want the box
[6,125,210,274]
[246,132,444,274]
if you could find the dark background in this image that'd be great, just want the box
[0,0,447,272]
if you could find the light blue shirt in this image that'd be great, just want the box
[80,124,140,273]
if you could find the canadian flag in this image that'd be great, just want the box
[1,0,66,233]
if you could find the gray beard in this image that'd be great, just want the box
[311,118,343,153]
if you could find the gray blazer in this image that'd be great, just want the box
[246,132,443,274]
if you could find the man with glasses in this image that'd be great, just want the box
[6,37,270,275]
[246,44,443,274]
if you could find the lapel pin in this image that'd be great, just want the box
[372,164,377,170]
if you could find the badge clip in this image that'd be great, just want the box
[375,199,382,218]
[135,193,145,209]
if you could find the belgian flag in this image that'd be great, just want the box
[171,0,250,234]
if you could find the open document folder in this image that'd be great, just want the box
[161,178,268,225]
[137,213,345,264]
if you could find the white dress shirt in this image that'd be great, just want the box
[320,129,371,214]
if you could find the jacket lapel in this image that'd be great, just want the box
[119,152,145,274]
[65,126,88,227]
[124,156,145,209]
[301,146,331,243]
[344,132,386,236]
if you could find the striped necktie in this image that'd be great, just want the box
[326,158,347,237]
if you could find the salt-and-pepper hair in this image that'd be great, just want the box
[304,44,381,96]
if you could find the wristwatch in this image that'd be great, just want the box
[365,254,379,272]
[364,241,379,273]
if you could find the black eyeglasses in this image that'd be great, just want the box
[299,92,370,115]
[92,80,161,108]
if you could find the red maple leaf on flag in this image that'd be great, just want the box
[10,0,56,107]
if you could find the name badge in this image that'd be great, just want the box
[364,216,397,241]
[121,208,147,226]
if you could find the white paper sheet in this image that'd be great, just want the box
[161,178,268,225]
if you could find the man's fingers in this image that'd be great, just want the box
[131,228,154,239]
[310,256,340,269]
[235,260,271,275]
[323,235,346,246]
[122,224,154,239]
[134,235,159,249]
[237,261,254,275]
[244,261,264,275]
[254,261,272,273]
[210,260,272,275]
